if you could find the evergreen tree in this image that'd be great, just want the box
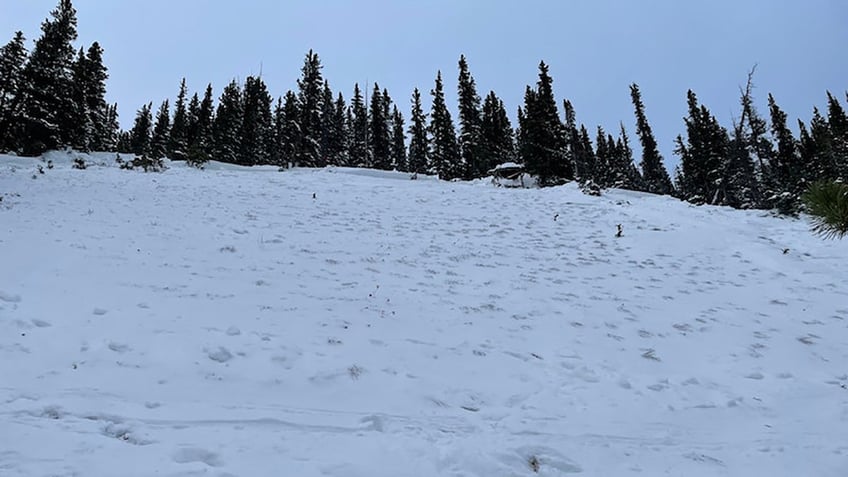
[0,31,27,152]
[765,94,804,213]
[630,84,673,195]
[186,84,214,166]
[428,71,461,179]
[102,102,119,151]
[67,47,90,150]
[331,92,350,166]
[81,42,109,151]
[826,92,848,179]
[803,180,848,239]
[407,87,429,174]
[610,123,644,190]
[296,49,324,167]
[721,77,764,210]
[368,83,391,170]
[390,105,407,171]
[168,78,189,159]
[212,79,243,164]
[239,75,273,165]
[20,0,78,155]
[674,90,729,205]
[275,90,300,167]
[318,81,346,165]
[150,99,170,159]
[808,108,837,180]
[129,102,153,156]
[562,99,586,181]
[185,92,201,149]
[457,55,484,179]
[480,91,515,172]
[519,62,571,185]
[593,126,612,187]
[349,83,368,167]
[574,124,596,183]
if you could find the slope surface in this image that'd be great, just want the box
[1,153,847,476]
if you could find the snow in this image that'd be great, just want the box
[1,151,847,476]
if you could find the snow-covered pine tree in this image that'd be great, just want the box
[81,42,110,151]
[368,83,391,170]
[390,105,407,171]
[480,91,515,173]
[826,92,848,180]
[296,50,324,167]
[519,62,571,186]
[630,84,673,195]
[428,71,461,180]
[239,75,273,166]
[674,90,729,205]
[67,47,91,150]
[212,79,243,165]
[186,84,214,167]
[407,87,429,174]
[0,31,27,152]
[168,78,189,160]
[349,83,368,167]
[20,0,78,155]
[457,55,483,179]
[129,102,153,156]
[150,99,170,159]
[764,94,803,213]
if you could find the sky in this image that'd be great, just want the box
[2,0,846,171]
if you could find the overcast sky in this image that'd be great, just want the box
[2,0,846,171]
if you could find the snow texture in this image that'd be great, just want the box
[1,150,847,476]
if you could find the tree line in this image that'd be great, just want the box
[1,0,847,223]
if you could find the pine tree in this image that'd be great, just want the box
[722,75,764,209]
[318,81,341,165]
[81,42,109,151]
[428,71,461,179]
[808,108,837,181]
[0,31,27,152]
[368,83,391,170]
[480,91,515,172]
[20,0,78,155]
[274,91,300,167]
[129,102,153,156]
[67,47,90,150]
[611,123,644,190]
[593,126,612,187]
[103,102,119,151]
[826,92,848,180]
[150,99,170,159]
[212,79,243,164]
[331,92,349,166]
[765,94,804,213]
[186,92,201,150]
[186,84,214,166]
[674,90,729,205]
[349,83,368,167]
[630,84,673,195]
[407,87,429,174]
[168,78,189,159]
[457,55,483,179]
[239,75,273,166]
[803,180,848,239]
[390,105,407,171]
[296,50,324,167]
[519,62,571,186]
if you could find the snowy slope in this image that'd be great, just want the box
[1,151,847,477]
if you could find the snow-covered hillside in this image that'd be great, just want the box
[1,151,847,477]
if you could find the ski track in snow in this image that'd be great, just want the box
[1,152,847,476]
